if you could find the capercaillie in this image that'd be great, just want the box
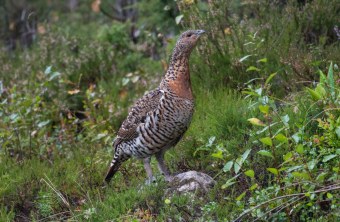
[105,30,205,183]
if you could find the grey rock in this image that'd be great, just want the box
[168,171,216,194]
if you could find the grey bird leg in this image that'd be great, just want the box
[155,150,172,182]
[143,157,155,184]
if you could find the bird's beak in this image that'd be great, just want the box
[196,30,206,36]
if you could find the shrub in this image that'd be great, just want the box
[221,62,340,221]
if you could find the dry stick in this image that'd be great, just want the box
[252,196,299,222]
[254,196,305,222]
[303,107,340,129]
[41,175,70,208]
[268,196,305,221]
[232,184,340,222]
[38,211,72,222]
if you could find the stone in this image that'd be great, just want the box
[168,171,216,194]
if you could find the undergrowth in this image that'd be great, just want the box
[0,0,339,221]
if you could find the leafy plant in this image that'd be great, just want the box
[231,62,340,221]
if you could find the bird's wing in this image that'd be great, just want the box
[115,88,163,144]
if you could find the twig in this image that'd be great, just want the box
[304,108,340,129]
[232,184,340,222]
[38,211,72,222]
[266,196,304,221]
[253,196,303,222]
[41,175,70,208]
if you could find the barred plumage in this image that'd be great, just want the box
[105,30,205,183]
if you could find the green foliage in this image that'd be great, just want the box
[178,0,340,93]
[0,207,14,222]
[1,1,339,221]
[36,190,56,217]
[137,0,179,33]
[225,62,340,221]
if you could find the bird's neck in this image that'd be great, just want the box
[161,52,193,99]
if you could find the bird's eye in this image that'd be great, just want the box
[187,33,192,37]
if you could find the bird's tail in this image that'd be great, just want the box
[104,147,129,183]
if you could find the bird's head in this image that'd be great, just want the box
[173,29,206,57]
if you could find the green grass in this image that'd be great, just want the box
[1,0,339,220]
[0,83,254,221]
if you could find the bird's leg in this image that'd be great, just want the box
[155,150,172,182]
[143,157,155,184]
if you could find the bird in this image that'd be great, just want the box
[105,29,206,183]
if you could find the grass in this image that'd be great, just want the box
[1,0,339,221]
[0,82,253,221]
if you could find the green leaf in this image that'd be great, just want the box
[246,66,261,72]
[44,66,52,75]
[48,72,61,81]
[286,165,302,173]
[323,154,337,162]
[211,150,223,159]
[257,150,274,158]
[335,127,340,138]
[242,149,251,162]
[275,133,288,143]
[318,70,327,85]
[326,193,333,199]
[236,191,246,201]
[292,133,301,143]
[234,157,242,174]
[206,136,216,147]
[38,120,50,128]
[122,78,129,86]
[165,199,171,204]
[239,55,252,62]
[265,72,277,86]
[306,87,321,101]
[247,118,265,126]
[221,181,236,189]
[92,132,108,141]
[257,58,267,63]
[316,172,327,182]
[10,113,19,121]
[255,87,262,96]
[283,152,293,161]
[221,176,238,189]
[296,144,304,154]
[223,161,233,172]
[244,170,254,178]
[175,15,184,24]
[327,62,335,95]
[315,84,326,98]
[259,105,269,114]
[250,183,258,191]
[307,160,316,170]
[281,114,290,124]
[259,137,272,146]
[267,168,278,175]
[242,90,259,97]
[292,172,310,180]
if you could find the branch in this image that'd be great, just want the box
[232,184,340,222]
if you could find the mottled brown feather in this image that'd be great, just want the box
[115,89,163,144]
[105,30,205,183]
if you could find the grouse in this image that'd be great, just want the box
[105,30,205,183]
